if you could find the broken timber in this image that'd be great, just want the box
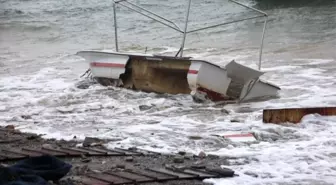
[72,165,235,185]
[0,146,145,162]
[263,107,336,124]
[0,145,236,184]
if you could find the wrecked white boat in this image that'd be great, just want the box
[76,0,280,103]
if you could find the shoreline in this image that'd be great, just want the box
[0,125,235,185]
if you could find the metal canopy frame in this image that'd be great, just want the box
[113,0,268,70]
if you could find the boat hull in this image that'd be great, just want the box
[77,51,280,102]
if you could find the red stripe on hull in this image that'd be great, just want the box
[90,62,125,68]
[197,87,232,102]
[188,70,198,74]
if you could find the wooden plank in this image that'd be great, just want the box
[0,139,21,144]
[106,171,154,183]
[41,147,83,156]
[149,168,196,179]
[70,176,110,185]
[263,107,336,124]
[39,148,69,157]
[127,168,176,181]
[61,147,105,156]
[183,169,217,178]
[79,147,123,156]
[205,167,235,177]
[113,148,142,156]
[88,173,132,184]
[2,149,43,157]
[0,152,25,160]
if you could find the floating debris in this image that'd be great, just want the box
[222,132,257,143]
[263,106,336,124]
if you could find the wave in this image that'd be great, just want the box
[0,22,52,32]
[253,0,336,9]
[0,9,26,17]
[42,6,108,17]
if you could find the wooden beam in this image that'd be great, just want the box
[263,107,336,124]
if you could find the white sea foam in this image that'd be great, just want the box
[0,54,335,185]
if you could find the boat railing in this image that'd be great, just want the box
[112,0,268,70]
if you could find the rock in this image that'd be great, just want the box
[244,171,258,177]
[207,154,219,159]
[89,169,102,173]
[166,164,186,170]
[191,164,206,169]
[173,156,184,163]
[42,144,53,148]
[151,145,158,148]
[230,119,240,123]
[83,137,104,147]
[26,135,39,140]
[5,125,15,130]
[21,115,32,119]
[128,147,137,151]
[147,121,160,124]
[74,164,89,174]
[198,151,206,158]
[178,151,186,156]
[139,105,153,111]
[183,153,194,160]
[329,153,336,157]
[56,107,74,114]
[188,135,202,140]
[116,164,125,169]
[75,79,97,89]
[207,167,235,177]
[125,156,134,162]
[80,158,91,163]
[221,109,230,114]
[184,155,192,160]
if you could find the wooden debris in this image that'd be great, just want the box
[4,125,15,130]
[222,132,256,142]
[263,107,336,124]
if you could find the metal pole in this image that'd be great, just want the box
[123,1,182,31]
[187,15,264,33]
[180,0,192,57]
[117,3,183,33]
[229,0,267,16]
[113,2,119,52]
[258,16,267,70]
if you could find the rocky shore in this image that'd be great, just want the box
[0,126,235,185]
